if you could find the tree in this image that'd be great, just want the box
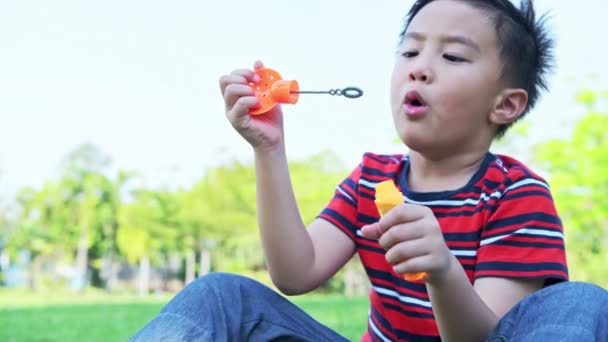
[533,89,608,286]
[117,189,180,295]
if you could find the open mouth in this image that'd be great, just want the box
[405,91,426,107]
[403,90,428,118]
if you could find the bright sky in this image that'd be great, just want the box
[0,0,606,199]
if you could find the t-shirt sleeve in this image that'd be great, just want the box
[475,173,569,285]
[317,164,361,241]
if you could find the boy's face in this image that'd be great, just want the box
[390,0,503,156]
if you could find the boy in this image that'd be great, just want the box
[131,0,608,341]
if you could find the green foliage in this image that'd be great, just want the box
[3,145,351,291]
[533,90,608,286]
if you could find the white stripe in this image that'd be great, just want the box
[518,228,564,238]
[504,178,549,193]
[359,177,549,207]
[403,193,500,207]
[368,314,392,342]
[373,286,432,308]
[481,233,510,246]
[480,227,564,246]
[451,249,477,257]
[388,156,401,163]
[358,179,378,189]
[337,185,354,202]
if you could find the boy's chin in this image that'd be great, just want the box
[400,133,439,156]
[400,131,426,149]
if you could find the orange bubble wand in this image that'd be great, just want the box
[248,67,363,115]
[375,180,428,281]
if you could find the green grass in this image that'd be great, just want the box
[0,289,368,341]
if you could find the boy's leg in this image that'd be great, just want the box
[129,272,349,342]
[486,281,608,341]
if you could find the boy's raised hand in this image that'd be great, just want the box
[219,60,285,152]
[360,204,455,283]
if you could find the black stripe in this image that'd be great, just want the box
[340,177,358,194]
[361,167,398,179]
[318,209,358,233]
[502,190,552,201]
[433,204,498,218]
[365,153,402,165]
[476,261,567,273]
[383,302,435,319]
[358,213,379,225]
[443,231,482,242]
[482,225,564,241]
[483,179,503,188]
[485,213,561,232]
[358,243,386,254]
[359,191,376,201]
[371,306,440,341]
[367,269,428,294]
[490,240,565,249]
[461,263,476,271]
[334,193,357,208]
[369,306,399,340]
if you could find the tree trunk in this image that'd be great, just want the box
[185,249,196,285]
[74,229,88,291]
[138,255,150,297]
[198,248,210,278]
[28,255,42,291]
[105,251,118,292]
[106,222,119,292]
[0,250,9,271]
[343,258,368,297]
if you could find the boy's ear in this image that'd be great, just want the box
[489,88,528,125]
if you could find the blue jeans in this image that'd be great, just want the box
[130,273,608,341]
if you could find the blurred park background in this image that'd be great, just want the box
[1,0,607,341]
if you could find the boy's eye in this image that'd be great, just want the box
[401,50,418,58]
[443,54,467,62]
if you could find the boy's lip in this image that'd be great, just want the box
[404,90,427,106]
[403,90,429,118]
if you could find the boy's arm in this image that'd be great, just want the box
[360,172,566,341]
[220,61,356,295]
[427,257,543,342]
[255,147,356,295]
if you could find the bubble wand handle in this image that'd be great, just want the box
[375,180,429,282]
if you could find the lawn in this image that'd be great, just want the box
[0,289,369,341]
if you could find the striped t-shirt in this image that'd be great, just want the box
[319,152,568,341]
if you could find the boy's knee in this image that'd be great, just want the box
[559,282,608,306]
[162,273,256,313]
[538,281,608,314]
[187,272,268,296]
[187,272,247,293]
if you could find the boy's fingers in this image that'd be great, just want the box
[232,68,257,79]
[219,68,259,89]
[219,74,249,95]
[378,203,428,230]
[224,84,255,109]
[230,96,260,120]
[254,60,265,70]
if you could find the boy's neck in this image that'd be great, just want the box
[407,150,489,193]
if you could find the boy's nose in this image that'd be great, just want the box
[408,67,433,83]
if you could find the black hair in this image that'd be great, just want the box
[400,0,554,137]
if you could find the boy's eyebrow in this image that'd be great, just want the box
[404,31,481,53]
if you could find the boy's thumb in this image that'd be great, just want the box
[360,223,382,240]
